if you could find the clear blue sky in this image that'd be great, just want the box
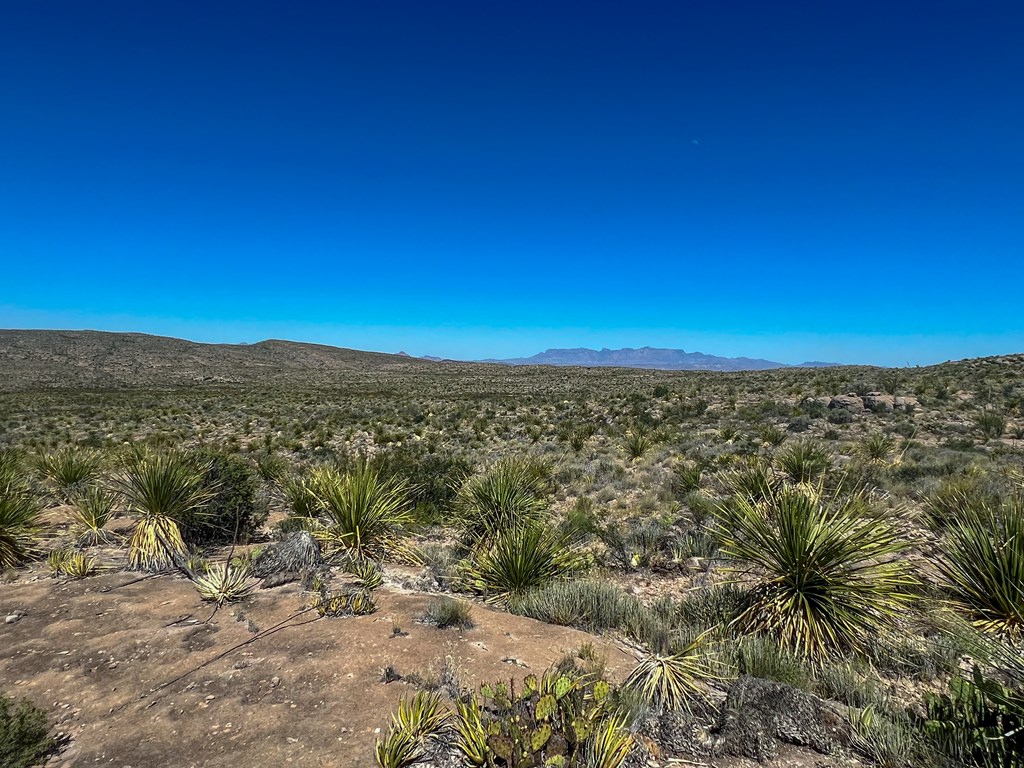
[2,2,1022,366]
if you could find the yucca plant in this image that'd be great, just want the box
[713,483,915,662]
[47,548,97,579]
[69,486,119,545]
[0,486,44,569]
[454,457,551,549]
[858,433,898,464]
[581,714,634,768]
[756,423,788,447]
[775,440,832,484]
[374,690,450,767]
[722,458,779,504]
[624,428,654,459]
[623,630,719,711]
[671,462,703,496]
[463,522,584,602]
[309,462,413,560]
[0,449,25,490]
[936,497,1024,637]
[192,561,255,604]
[117,451,214,572]
[31,448,103,503]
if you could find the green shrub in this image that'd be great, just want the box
[421,596,474,629]
[181,450,268,546]
[0,693,55,768]
[375,445,470,524]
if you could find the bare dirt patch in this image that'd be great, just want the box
[1,571,637,767]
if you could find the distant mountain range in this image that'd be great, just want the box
[481,347,841,371]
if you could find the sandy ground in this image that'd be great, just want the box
[1,569,640,767]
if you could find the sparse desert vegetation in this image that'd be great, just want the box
[2,334,1024,766]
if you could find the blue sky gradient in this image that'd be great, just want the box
[2,2,1022,365]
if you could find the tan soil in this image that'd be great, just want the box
[1,570,638,767]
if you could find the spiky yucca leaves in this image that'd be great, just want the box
[463,522,584,603]
[309,462,413,560]
[623,630,719,711]
[935,497,1024,637]
[624,428,654,460]
[582,714,634,768]
[69,486,119,545]
[192,562,255,604]
[117,452,214,572]
[454,457,551,549]
[858,433,898,464]
[775,440,833,484]
[47,548,97,579]
[0,485,44,569]
[376,689,449,765]
[714,483,915,662]
[31,448,102,503]
[722,458,779,504]
[0,449,25,490]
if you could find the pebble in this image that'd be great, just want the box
[5,614,20,624]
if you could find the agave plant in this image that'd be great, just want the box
[463,522,584,602]
[454,457,551,549]
[308,461,413,560]
[32,448,103,503]
[0,485,44,569]
[116,451,214,572]
[69,486,119,545]
[192,561,255,604]
[713,483,915,661]
[936,497,1024,637]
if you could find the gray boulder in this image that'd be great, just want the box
[829,394,865,412]
[715,676,849,761]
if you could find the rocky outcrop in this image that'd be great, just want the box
[829,394,865,412]
[714,676,850,761]
[830,392,919,413]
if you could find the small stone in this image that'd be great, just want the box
[5,614,20,624]
[270,676,281,688]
